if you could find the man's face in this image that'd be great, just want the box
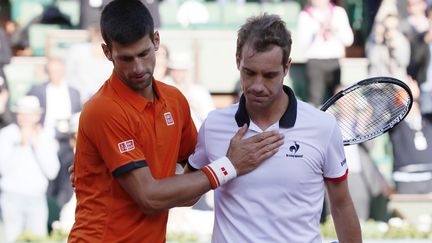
[16,112,41,129]
[237,44,289,109]
[407,0,426,15]
[47,58,65,85]
[310,0,331,9]
[102,32,160,93]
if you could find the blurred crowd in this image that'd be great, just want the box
[0,0,431,241]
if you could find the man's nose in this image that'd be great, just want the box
[133,59,145,74]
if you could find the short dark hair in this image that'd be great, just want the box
[236,14,292,65]
[100,0,154,48]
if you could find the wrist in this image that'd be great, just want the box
[201,156,237,189]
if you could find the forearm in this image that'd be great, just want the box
[331,200,362,243]
[176,164,204,207]
[118,168,211,215]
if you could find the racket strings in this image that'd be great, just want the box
[327,83,411,142]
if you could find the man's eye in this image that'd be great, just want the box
[265,74,277,79]
[121,57,133,62]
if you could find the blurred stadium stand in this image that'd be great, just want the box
[7,0,369,101]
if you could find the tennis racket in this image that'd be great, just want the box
[320,76,413,146]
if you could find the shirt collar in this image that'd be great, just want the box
[234,85,297,128]
[109,71,163,112]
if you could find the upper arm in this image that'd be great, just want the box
[115,166,159,214]
[323,121,348,180]
[325,179,351,206]
[82,99,146,173]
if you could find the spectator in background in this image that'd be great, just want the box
[296,0,353,107]
[400,0,429,86]
[365,14,411,81]
[0,95,60,242]
[51,112,81,234]
[26,56,81,232]
[168,52,215,129]
[79,0,110,29]
[390,76,432,194]
[420,5,432,113]
[177,0,210,28]
[27,56,81,136]
[65,24,112,103]
[10,5,72,56]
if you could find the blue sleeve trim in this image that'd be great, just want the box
[112,160,148,177]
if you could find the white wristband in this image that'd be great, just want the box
[202,156,237,189]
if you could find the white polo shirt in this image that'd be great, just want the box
[189,86,348,243]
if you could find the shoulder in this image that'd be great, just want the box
[68,85,81,94]
[202,104,238,130]
[157,81,189,106]
[81,95,124,122]
[28,82,47,93]
[0,123,19,136]
[158,81,183,96]
[297,100,335,123]
[296,100,338,135]
[331,5,350,20]
[333,5,348,14]
[0,124,21,145]
[208,104,237,120]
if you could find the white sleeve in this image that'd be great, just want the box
[323,121,348,180]
[188,119,210,169]
[332,7,354,47]
[33,131,60,180]
[296,11,320,49]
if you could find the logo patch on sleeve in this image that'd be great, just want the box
[118,139,135,153]
[164,112,175,126]
[340,158,347,167]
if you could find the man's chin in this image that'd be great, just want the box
[246,99,269,109]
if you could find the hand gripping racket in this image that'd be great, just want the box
[320,76,413,146]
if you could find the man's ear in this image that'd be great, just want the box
[101,43,112,61]
[236,54,240,70]
[153,31,160,51]
[283,57,292,75]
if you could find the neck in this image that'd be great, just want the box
[247,92,289,131]
[139,87,154,102]
[50,80,63,87]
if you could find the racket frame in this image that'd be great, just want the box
[320,76,413,145]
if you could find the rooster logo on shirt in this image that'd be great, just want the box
[289,141,300,153]
[286,141,303,158]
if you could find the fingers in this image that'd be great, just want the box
[256,137,284,161]
[232,123,248,141]
[246,129,280,143]
[260,132,284,149]
[68,164,74,174]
